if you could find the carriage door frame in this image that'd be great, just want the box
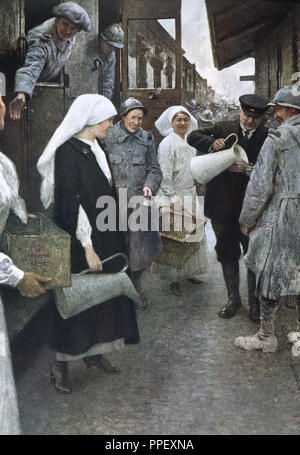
[122,0,182,144]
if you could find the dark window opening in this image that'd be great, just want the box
[25,0,59,33]
[277,44,282,90]
[99,0,122,32]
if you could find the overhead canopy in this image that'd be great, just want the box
[205,0,297,70]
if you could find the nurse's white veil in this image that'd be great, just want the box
[37,94,117,209]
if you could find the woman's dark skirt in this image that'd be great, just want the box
[49,295,140,355]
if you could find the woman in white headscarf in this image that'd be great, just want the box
[37,94,139,394]
[154,106,209,296]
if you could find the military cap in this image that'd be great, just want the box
[239,94,269,117]
[268,85,300,110]
[100,24,124,49]
[53,2,91,32]
[120,98,147,116]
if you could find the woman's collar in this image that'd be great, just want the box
[170,130,187,142]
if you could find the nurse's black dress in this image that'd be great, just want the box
[49,137,139,355]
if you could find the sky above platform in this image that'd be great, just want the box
[160,0,255,101]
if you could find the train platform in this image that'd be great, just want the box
[13,222,300,435]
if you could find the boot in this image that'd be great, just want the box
[131,270,148,310]
[234,298,278,352]
[50,361,71,393]
[247,269,260,323]
[287,295,300,343]
[218,261,242,318]
[84,354,120,374]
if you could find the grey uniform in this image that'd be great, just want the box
[105,121,162,199]
[105,121,162,271]
[240,114,300,300]
[14,18,75,96]
[98,51,116,100]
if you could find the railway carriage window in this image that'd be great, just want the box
[25,0,58,32]
[128,19,176,89]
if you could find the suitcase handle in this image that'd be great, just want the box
[75,253,129,276]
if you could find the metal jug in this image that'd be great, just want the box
[54,253,142,319]
[190,133,249,184]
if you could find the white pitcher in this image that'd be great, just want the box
[190,133,249,184]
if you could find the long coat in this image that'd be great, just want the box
[187,119,268,222]
[98,51,116,100]
[105,122,162,271]
[14,18,75,97]
[51,137,139,355]
[239,115,300,300]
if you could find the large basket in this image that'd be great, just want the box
[154,208,203,269]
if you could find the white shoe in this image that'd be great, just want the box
[234,333,278,352]
[287,331,300,344]
[292,340,300,357]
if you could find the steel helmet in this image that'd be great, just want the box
[119,98,148,116]
[199,108,214,122]
[268,85,300,110]
[100,23,124,49]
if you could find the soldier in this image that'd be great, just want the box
[9,1,91,120]
[99,24,124,100]
[197,108,214,128]
[187,94,269,322]
[235,85,300,353]
[104,98,162,308]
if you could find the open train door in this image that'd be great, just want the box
[122,0,182,143]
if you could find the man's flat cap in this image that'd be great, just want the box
[53,2,91,31]
[239,94,269,117]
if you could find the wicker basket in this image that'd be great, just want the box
[154,208,203,269]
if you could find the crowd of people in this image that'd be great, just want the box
[0,2,299,395]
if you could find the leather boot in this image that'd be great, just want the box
[131,270,148,310]
[247,269,260,323]
[218,261,242,318]
[234,298,278,352]
[84,354,120,374]
[50,361,71,393]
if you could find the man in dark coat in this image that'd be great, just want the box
[187,94,269,321]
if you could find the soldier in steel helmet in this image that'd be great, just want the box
[104,98,162,308]
[235,85,300,354]
[9,1,91,120]
[99,23,124,100]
